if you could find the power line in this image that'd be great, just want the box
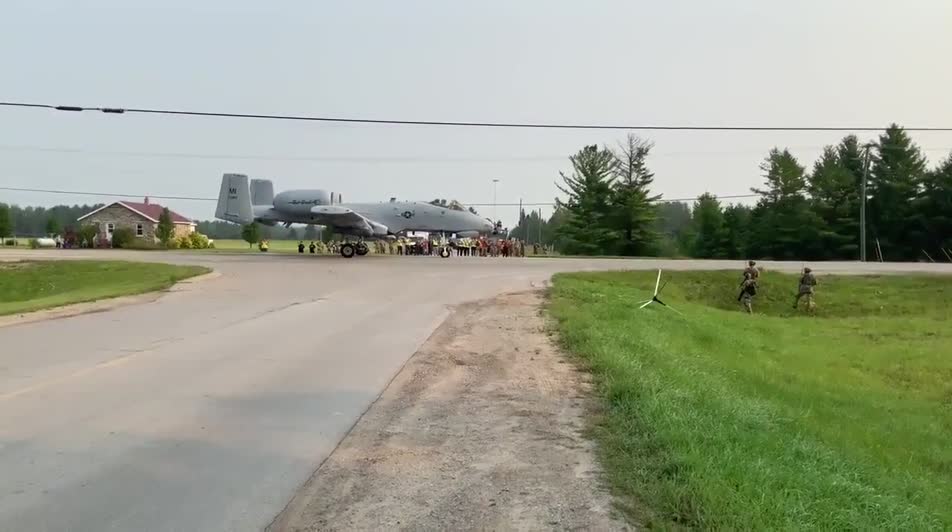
[3,101,952,132]
[3,143,949,164]
[0,186,216,202]
[0,185,759,205]
[0,145,566,163]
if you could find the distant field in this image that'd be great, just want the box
[550,270,952,529]
[1,239,33,249]
[0,261,208,316]
[206,239,301,252]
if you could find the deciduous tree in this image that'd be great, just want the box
[241,223,261,248]
[156,208,175,247]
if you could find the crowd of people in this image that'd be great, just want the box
[294,236,550,257]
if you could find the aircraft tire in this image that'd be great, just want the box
[439,247,450,258]
[340,243,356,258]
[355,242,369,256]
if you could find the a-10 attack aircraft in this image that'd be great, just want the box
[215,173,495,258]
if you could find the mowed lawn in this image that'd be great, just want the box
[549,270,952,529]
[0,261,208,316]
[203,239,302,253]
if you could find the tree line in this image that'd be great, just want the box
[3,124,950,260]
[509,125,952,261]
[0,203,104,240]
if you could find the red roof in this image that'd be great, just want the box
[78,199,194,224]
[120,201,193,224]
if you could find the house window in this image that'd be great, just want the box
[136,223,144,236]
[106,223,115,234]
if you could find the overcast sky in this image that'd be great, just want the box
[2,0,951,226]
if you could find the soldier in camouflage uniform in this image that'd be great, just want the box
[744,260,760,282]
[794,267,818,311]
[738,271,757,314]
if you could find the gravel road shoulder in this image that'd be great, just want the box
[270,291,630,531]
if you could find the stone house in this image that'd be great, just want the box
[77,197,196,243]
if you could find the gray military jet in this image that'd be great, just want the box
[215,173,494,258]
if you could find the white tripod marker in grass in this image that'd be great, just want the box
[638,269,681,315]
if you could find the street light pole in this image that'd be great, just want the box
[860,143,872,262]
[492,179,499,225]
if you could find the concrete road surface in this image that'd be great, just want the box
[0,250,948,532]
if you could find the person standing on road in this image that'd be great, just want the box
[794,267,818,311]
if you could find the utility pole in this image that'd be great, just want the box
[860,143,873,262]
[518,198,523,241]
[492,179,499,225]
[538,208,543,246]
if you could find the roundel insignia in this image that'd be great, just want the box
[402,210,414,219]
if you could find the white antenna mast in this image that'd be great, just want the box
[637,269,681,314]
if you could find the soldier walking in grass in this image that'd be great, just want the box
[744,260,760,281]
[738,271,757,314]
[794,267,818,311]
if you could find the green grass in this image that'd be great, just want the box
[549,270,952,529]
[201,239,302,253]
[0,260,209,316]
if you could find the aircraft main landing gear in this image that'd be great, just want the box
[340,242,369,258]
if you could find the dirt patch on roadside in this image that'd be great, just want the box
[271,291,630,531]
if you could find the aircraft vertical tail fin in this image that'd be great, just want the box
[250,179,274,207]
[215,173,254,224]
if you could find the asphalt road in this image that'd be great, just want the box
[0,250,948,532]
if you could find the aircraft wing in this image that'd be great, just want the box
[309,205,388,236]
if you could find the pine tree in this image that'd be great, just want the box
[749,148,824,259]
[837,135,867,186]
[509,209,548,244]
[610,134,660,256]
[722,204,751,259]
[691,193,727,258]
[868,124,928,260]
[808,144,859,259]
[303,224,318,240]
[0,204,11,241]
[654,202,694,257]
[920,153,952,256]
[545,206,569,250]
[519,208,528,240]
[753,148,809,201]
[555,145,618,255]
